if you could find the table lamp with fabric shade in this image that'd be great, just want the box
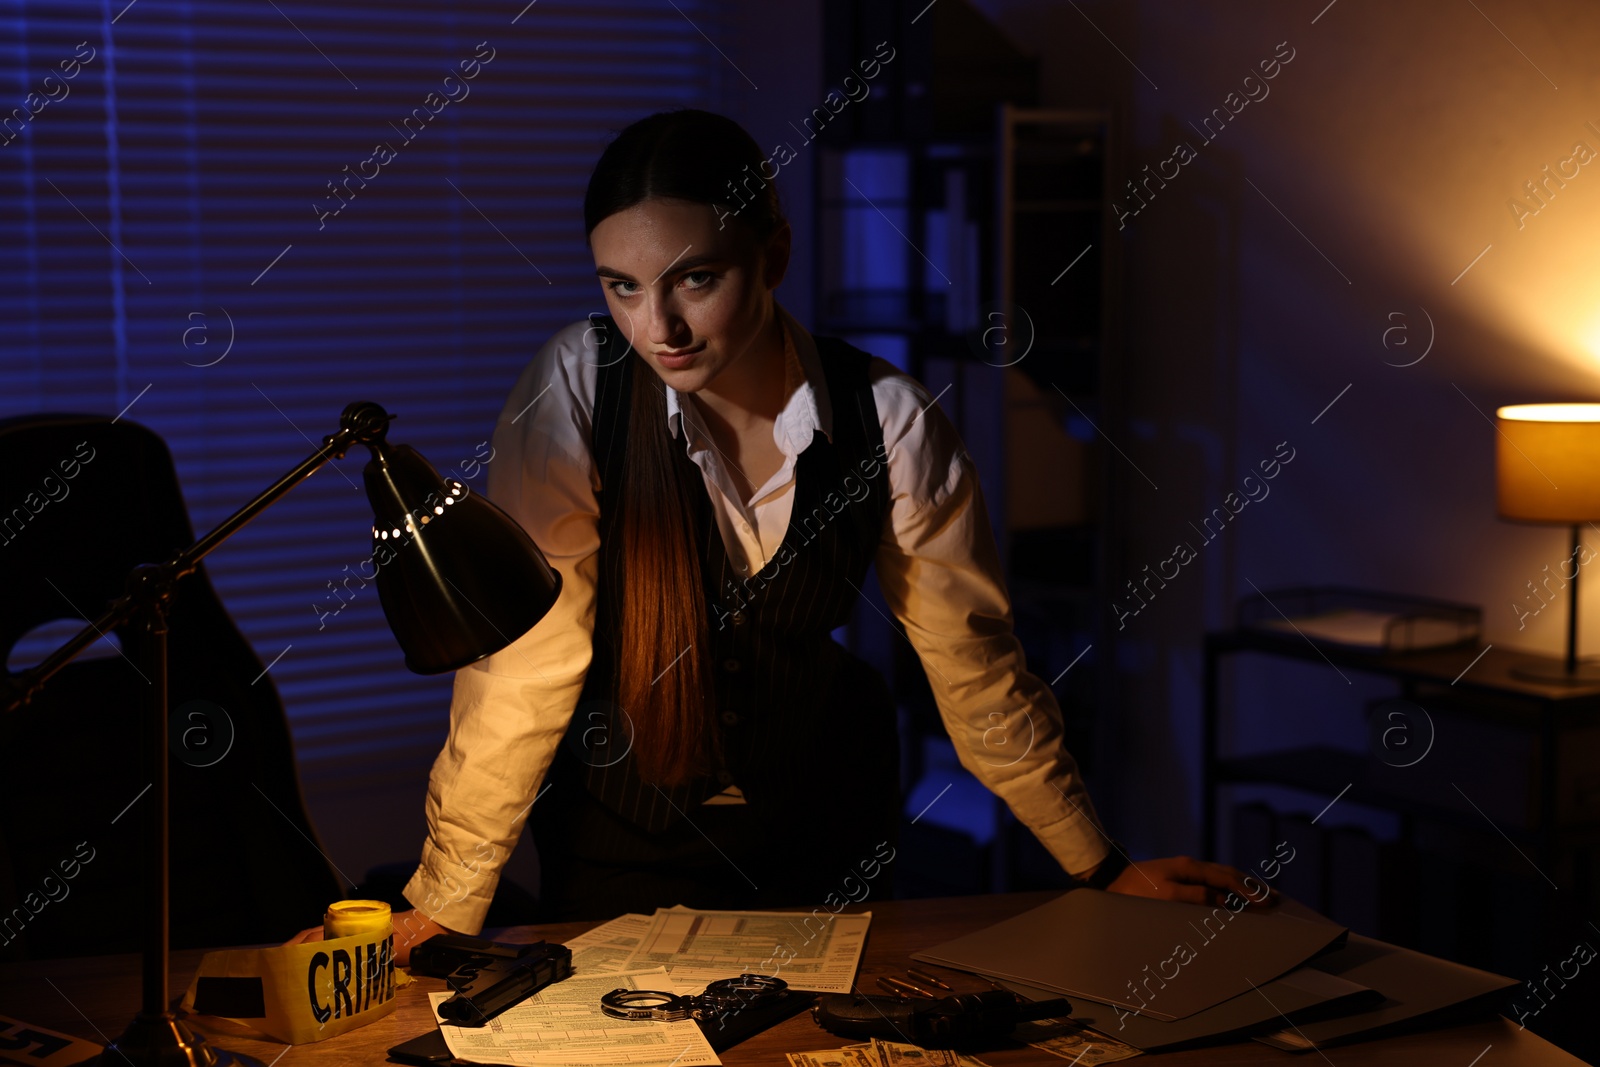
[1496,402,1600,683]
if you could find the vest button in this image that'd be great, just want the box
[717,770,734,785]
[731,611,747,627]
[722,657,741,673]
[720,710,741,726]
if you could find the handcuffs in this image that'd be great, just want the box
[600,973,788,1023]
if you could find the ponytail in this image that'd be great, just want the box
[611,354,719,784]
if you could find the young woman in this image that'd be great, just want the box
[382,109,1263,962]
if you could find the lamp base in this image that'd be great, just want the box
[1510,660,1600,685]
[95,1013,265,1067]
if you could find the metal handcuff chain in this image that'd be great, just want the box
[600,973,788,1023]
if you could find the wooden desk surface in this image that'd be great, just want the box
[0,891,1589,1066]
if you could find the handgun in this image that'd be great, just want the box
[409,932,574,1025]
[812,989,1073,1047]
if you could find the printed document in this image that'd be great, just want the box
[621,906,870,994]
[563,913,655,976]
[428,967,719,1067]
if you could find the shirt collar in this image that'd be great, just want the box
[664,301,833,455]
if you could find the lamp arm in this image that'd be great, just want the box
[174,400,390,573]
[2,401,395,713]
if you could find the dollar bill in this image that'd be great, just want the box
[870,1038,960,1066]
[786,1049,881,1067]
[1013,1018,1143,1063]
[790,1039,989,1067]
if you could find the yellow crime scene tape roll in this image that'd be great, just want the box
[181,899,413,1044]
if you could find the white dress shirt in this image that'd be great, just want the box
[400,302,1112,933]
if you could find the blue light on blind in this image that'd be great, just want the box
[0,0,732,781]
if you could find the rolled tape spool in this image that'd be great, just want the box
[184,900,404,1044]
[324,899,392,940]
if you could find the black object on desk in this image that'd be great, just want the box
[409,933,574,1025]
[812,990,1073,1048]
[602,973,818,1052]
[386,1030,456,1067]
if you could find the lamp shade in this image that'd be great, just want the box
[363,441,562,674]
[1496,403,1600,523]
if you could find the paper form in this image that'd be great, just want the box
[428,967,719,1067]
[563,913,654,976]
[621,907,871,994]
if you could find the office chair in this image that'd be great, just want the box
[0,414,345,959]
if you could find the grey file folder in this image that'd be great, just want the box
[1003,965,1382,1050]
[911,889,1346,1021]
[1253,932,1519,1050]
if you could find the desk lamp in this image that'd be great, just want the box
[1496,402,1600,683]
[2,401,562,1067]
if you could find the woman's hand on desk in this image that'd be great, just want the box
[390,910,458,966]
[1103,856,1280,909]
[283,909,457,968]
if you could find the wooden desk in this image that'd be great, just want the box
[0,892,1588,1066]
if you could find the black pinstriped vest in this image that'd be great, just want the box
[554,316,900,851]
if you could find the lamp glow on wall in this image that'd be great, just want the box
[1496,403,1600,684]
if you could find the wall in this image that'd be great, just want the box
[970,0,1600,865]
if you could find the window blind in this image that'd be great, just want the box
[0,0,734,784]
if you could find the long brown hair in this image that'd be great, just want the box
[583,109,786,786]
